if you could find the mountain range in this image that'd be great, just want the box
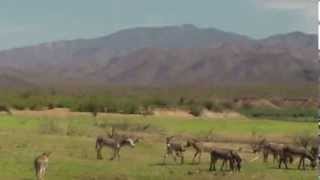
[0,24,318,88]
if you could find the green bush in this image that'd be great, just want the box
[203,101,214,110]
[190,105,203,117]
[203,101,223,112]
[121,103,140,114]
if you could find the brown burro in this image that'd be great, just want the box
[184,138,205,164]
[278,145,316,170]
[209,148,242,172]
[184,138,220,164]
[252,139,286,164]
[163,136,186,164]
[95,136,136,161]
[34,152,51,180]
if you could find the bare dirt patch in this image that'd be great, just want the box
[201,110,244,119]
[12,108,87,118]
[234,98,280,109]
[153,108,193,118]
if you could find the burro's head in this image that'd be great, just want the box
[251,138,266,153]
[184,139,195,148]
[43,152,52,157]
[121,138,136,148]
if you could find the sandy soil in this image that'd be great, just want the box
[10,107,243,119]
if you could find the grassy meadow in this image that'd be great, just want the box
[0,110,317,180]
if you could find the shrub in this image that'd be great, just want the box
[76,102,103,114]
[140,107,154,116]
[203,101,223,112]
[178,97,186,105]
[30,104,42,111]
[151,98,170,108]
[190,105,203,117]
[203,101,214,110]
[12,104,26,110]
[48,103,55,110]
[221,101,234,110]
[121,103,140,114]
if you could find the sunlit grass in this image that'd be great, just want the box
[0,113,316,180]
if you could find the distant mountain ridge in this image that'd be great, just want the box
[0,25,317,88]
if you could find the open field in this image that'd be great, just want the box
[0,110,317,180]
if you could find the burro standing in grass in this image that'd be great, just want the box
[278,145,316,170]
[95,135,136,161]
[251,138,286,164]
[184,138,215,164]
[209,148,242,172]
[163,136,185,164]
[34,152,51,180]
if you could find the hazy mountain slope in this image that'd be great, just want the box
[0,25,317,87]
[0,73,36,89]
[91,46,318,86]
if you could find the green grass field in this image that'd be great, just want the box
[0,111,317,180]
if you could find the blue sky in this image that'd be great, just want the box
[0,0,316,50]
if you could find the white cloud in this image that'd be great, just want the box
[256,0,315,17]
[257,0,313,9]
[254,0,316,33]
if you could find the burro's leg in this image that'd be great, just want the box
[110,148,117,161]
[163,152,168,164]
[176,151,184,164]
[97,147,103,160]
[263,149,268,163]
[209,157,213,171]
[273,152,278,164]
[229,159,234,171]
[163,149,172,164]
[40,166,46,180]
[278,156,284,169]
[220,159,226,171]
[192,151,198,164]
[198,152,202,164]
[302,156,305,170]
[297,156,303,169]
[210,157,217,171]
[116,148,121,161]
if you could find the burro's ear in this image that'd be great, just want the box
[46,152,52,157]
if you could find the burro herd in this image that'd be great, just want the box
[33,128,318,180]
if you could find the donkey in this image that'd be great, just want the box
[163,136,185,164]
[34,152,51,180]
[209,148,236,171]
[310,145,318,161]
[184,138,215,164]
[108,131,141,145]
[184,139,204,164]
[279,145,316,170]
[231,151,242,172]
[252,139,285,163]
[95,136,135,161]
[0,105,11,115]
